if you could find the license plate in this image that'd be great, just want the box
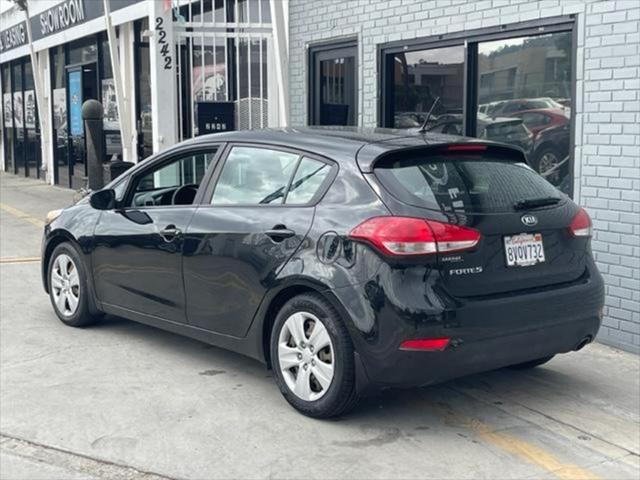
[504,233,545,267]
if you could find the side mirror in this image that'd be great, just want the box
[89,189,116,210]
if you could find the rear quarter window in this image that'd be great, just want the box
[375,150,563,214]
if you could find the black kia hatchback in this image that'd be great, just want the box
[42,128,604,417]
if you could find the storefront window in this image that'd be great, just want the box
[100,34,122,161]
[214,0,226,22]
[12,62,25,176]
[176,0,271,139]
[135,18,153,160]
[68,37,97,65]
[23,60,41,178]
[478,32,572,193]
[381,21,575,196]
[1,65,14,173]
[392,46,464,130]
[51,45,68,186]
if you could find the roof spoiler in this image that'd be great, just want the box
[358,142,528,173]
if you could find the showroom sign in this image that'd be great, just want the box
[30,0,100,41]
[0,21,26,53]
[38,0,87,37]
[28,0,143,42]
[0,0,143,54]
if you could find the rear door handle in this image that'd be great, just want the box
[265,225,296,241]
[160,225,182,242]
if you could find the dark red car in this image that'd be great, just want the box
[509,108,569,137]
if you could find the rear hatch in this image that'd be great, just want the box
[371,144,589,297]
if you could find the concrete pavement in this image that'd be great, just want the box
[1,172,639,480]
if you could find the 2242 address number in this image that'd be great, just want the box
[155,17,172,70]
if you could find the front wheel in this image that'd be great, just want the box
[270,293,358,418]
[48,242,101,328]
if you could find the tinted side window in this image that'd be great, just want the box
[285,157,331,205]
[130,151,216,207]
[211,147,299,205]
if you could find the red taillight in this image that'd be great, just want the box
[569,208,592,237]
[349,217,480,256]
[400,338,451,351]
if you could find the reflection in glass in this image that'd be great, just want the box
[50,46,68,184]
[478,32,572,193]
[376,156,562,214]
[319,57,356,126]
[136,23,153,160]
[137,153,215,192]
[212,147,299,205]
[393,46,464,130]
[286,157,330,204]
[193,38,227,103]
[67,37,97,65]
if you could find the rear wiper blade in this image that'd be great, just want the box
[514,196,561,210]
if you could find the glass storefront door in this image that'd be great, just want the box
[12,62,25,177]
[310,43,358,126]
[1,65,14,173]
[66,63,98,189]
[24,61,41,179]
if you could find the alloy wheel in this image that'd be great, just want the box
[277,311,335,401]
[539,152,560,182]
[51,254,80,317]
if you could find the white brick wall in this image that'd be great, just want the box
[289,0,640,353]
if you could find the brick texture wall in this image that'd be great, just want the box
[289,0,640,353]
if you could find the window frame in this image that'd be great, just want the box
[378,15,576,197]
[308,37,359,126]
[120,143,224,209]
[200,142,339,208]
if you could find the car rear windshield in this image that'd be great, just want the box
[375,151,563,214]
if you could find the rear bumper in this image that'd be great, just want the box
[359,315,600,389]
[342,266,604,390]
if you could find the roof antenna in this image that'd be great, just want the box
[418,96,441,133]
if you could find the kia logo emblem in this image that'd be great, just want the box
[521,214,538,226]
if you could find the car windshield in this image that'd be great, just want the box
[375,152,563,214]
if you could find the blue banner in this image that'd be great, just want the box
[68,70,83,136]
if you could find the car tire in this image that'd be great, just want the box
[48,242,101,328]
[532,147,562,179]
[508,355,554,370]
[270,292,358,418]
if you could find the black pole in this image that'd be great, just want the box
[82,99,105,190]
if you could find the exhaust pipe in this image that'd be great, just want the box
[574,335,593,351]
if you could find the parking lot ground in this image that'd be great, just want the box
[1,171,639,480]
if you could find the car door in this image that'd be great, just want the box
[183,144,336,337]
[92,147,220,322]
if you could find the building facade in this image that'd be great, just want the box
[1,0,639,353]
[0,0,286,188]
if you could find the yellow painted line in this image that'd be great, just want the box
[0,203,45,228]
[444,410,600,480]
[0,257,41,265]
